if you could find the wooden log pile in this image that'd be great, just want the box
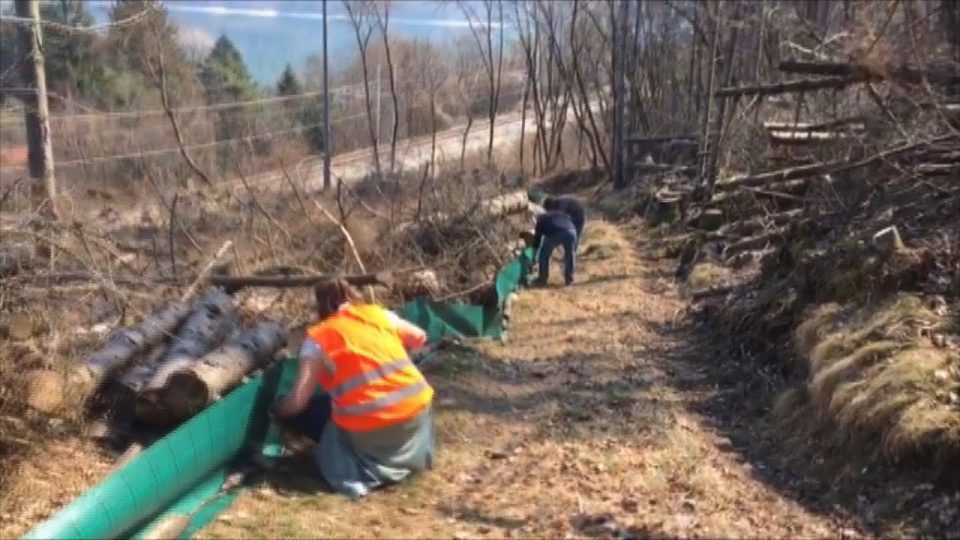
[670,53,960,300]
[46,287,289,431]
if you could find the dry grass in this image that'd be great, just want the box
[686,262,734,291]
[784,294,960,470]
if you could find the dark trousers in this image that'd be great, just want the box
[536,228,577,285]
[278,393,331,443]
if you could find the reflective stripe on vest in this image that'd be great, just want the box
[326,357,416,399]
[306,303,433,432]
[333,379,430,417]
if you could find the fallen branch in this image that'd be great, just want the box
[180,240,233,303]
[716,135,957,191]
[715,76,858,98]
[777,59,960,86]
[208,272,392,289]
[691,283,739,300]
[722,226,791,256]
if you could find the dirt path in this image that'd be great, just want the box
[199,217,853,539]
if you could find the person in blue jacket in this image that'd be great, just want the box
[532,210,577,286]
[543,195,586,245]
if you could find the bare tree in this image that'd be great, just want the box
[14,0,58,218]
[344,0,383,179]
[373,1,400,174]
[460,0,505,166]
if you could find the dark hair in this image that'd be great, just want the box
[542,196,557,210]
[314,278,362,319]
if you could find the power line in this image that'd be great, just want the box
[0,5,158,34]
[0,84,374,125]
[0,80,527,128]
[8,113,366,168]
[0,88,527,171]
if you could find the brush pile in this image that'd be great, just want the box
[637,52,960,477]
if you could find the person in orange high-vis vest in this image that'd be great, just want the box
[273,279,435,499]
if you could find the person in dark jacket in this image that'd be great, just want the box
[543,195,586,245]
[532,210,577,286]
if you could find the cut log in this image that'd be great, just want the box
[144,289,238,392]
[85,303,191,381]
[650,191,684,224]
[399,191,532,233]
[696,209,724,231]
[872,226,905,255]
[209,271,391,290]
[395,270,442,299]
[767,130,849,145]
[762,117,865,132]
[110,342,170,426]
[478,191,530,219]
[66,302,192,401]
[160,321,287,421]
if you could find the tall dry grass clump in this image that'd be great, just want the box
[784,294,960,477]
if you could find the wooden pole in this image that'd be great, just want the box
[322,0,332,191]
[14,0,58,218]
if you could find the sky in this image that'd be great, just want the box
[76,0,508,86]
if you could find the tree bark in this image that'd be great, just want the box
[714,76,859,98]
[14,0,58,218]
[160,321,287,421]
[144,288,238,392]
[208,271,391,289]
[777,59,960,86]
[344,2,382,179]
[77,302,192,394]
[375,5,400,174]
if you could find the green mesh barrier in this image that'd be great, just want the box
[25,247,534,540]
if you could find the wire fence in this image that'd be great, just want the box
[0,83,530,193]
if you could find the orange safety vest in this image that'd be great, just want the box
[306,303,434,432]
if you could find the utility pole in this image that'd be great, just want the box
[322,0,331,191]
[375,62,382,146]
[14,0,58,218]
